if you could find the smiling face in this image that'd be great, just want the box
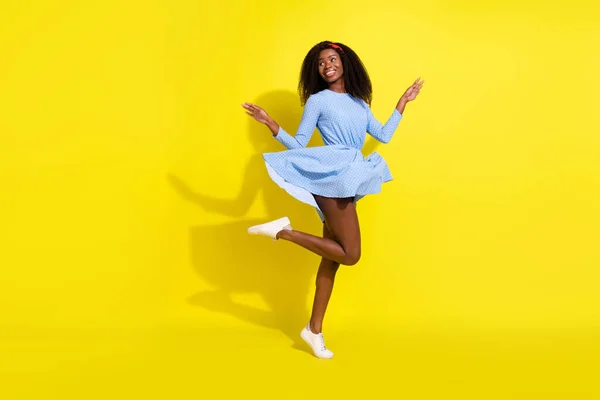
[318,48,344,85]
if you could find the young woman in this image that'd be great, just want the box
[242,41,423,358]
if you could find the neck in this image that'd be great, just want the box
[328,79,346,93]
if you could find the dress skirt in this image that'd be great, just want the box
[263,144,393,221]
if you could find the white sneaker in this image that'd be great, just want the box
[247,217,292,240]
[301,324,334,359]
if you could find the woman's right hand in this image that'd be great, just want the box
[242,102,271,125]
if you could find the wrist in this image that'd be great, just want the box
[396,98,408,113]
[265,118,279,136]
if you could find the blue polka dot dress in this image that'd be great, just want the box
[263,89,403,221]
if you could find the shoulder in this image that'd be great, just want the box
[304,91,328,108]
[351,96,371,111]
[308,90,328,101]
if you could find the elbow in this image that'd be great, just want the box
[370,131,393,144]
[294,140,309,149]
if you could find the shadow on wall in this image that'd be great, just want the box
[167,89,382,353]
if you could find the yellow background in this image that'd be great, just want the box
[1,0,599,398]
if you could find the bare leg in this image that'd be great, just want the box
[308,223,340,334]
[276,195,361,266]
[281,195,359,358]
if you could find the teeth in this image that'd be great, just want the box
[326,70,335,76]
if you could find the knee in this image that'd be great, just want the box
[318,260,340,277]
[342,248,361,266]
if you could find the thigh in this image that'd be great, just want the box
[320,223,341,270]
[314,195,360,253]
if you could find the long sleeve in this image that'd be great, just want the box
[274,95,320,150]
[366,106,403,144]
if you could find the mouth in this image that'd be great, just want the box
[325,69,336,78]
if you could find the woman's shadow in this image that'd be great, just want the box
[167,89,381,354]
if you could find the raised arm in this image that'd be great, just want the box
[242,95,320,150]
[366,77,424,143]
[366,106,403,144]
[271,94,320,149]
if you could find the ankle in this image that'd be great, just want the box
[276,228,292,240]
[309,321,321,334]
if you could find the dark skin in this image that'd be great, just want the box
[242,48,423,334]
[318,49,346,93]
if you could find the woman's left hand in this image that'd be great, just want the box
[401,78,424,102]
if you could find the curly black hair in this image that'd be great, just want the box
[298,41,373,106]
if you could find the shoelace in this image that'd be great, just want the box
[317,333,327,351]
